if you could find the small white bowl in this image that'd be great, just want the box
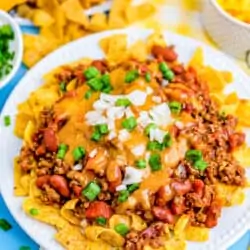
[202,0,250,65]
[0,10,23,90]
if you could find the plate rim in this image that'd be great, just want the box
[0,27,250,250]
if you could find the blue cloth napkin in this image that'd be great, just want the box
[0,26,249,250]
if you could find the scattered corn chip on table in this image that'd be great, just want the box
[0,0,250,249]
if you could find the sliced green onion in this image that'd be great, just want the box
[185,150,203,163]
[125,70,139,83]
[29,208,39,216]
[96,217,107,226]
[102,85,113,94]
[117,190,129,203]
[122,117,137,131]
[135,159,147,169]
[145,72,151,82]
[169,101,182,114]
[114,223,129,236]
[87,78,103,91]
[194,159,208,171]
[147,141,163,151]
[57,144,68,159]
[144,123,157,136]
[159,62,169,73]
[0,219,12,231]
[84,90,93,99]
[115,98,131,107]
[127,183,139,193]
[73,146,86,161]
[59,82,66,92]
[100,74,110,86]
[19,246,31,250]
[163,70,175,81]
[162,133,172,148]
[149,153,162,171]
[97,124,109,135]
[82,182,101,201]
[91,130,102,141]
[84,66,99,80]
[3,115,11,127]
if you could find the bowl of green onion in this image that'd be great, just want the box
[0,10,23,89]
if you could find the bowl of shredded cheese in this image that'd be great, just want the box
[202,0,250,64]
[0,10,23,90]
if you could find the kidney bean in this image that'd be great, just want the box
[193,179,205,196]
[205,202,222,228]
[36,175,51,189]
[171,179,192,196]
[43,128,58,152]
[50,175,70,198]
[171,65,185,75]
[171,196,186,215]
[151,45,178,62]
[85,201,113,219]
[156,185,174,206]
[152,207,174,224]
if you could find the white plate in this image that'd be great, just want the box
[0,28,250,250]
[11,0,112,27]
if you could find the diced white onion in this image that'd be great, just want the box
[149,128,166,143]
[152,96,162,103]
[127,90,147,106]
[149,103,172,127]
[137,111,153,128]
[89,148,98,158]
[125,107,134,118]
[93,100,112,110]
[175,121,184,129]
[146,86,153,95]
[73,163,83,171]
[107,106,125,120]
[85,111,107,125]
[108,130,117,140]
[118,129,131,142]
[122,166,145,185]
[116,184,127,191]
[161,79,169,87]
[131,144,146,156]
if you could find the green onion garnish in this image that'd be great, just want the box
[125,70,139,83]
[57,143,68,159]
[115,98,131,107]
[122,117,137,131]
[194,159,208,171]
[135,159,147,169]
[29,208,39,216]
[169,101,182,114]
[84,89,93,99]
[117,190,129,203]
[84,66,99,80]
[114,223,129,236]
[82,182,101,201]
[0,218,12,231]
[144,123,157,136]
[127,183,139,193]
[3,115,11,127]
[149,153,162,171]
[145,72,151,82]
[96,217,107,226]
[185,149,203,163]
[73,146,86,162]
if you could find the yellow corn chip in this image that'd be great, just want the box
[88,13,108,32]
[32,9,54,27]
[61,0,89,26]
[0,0,27,11]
